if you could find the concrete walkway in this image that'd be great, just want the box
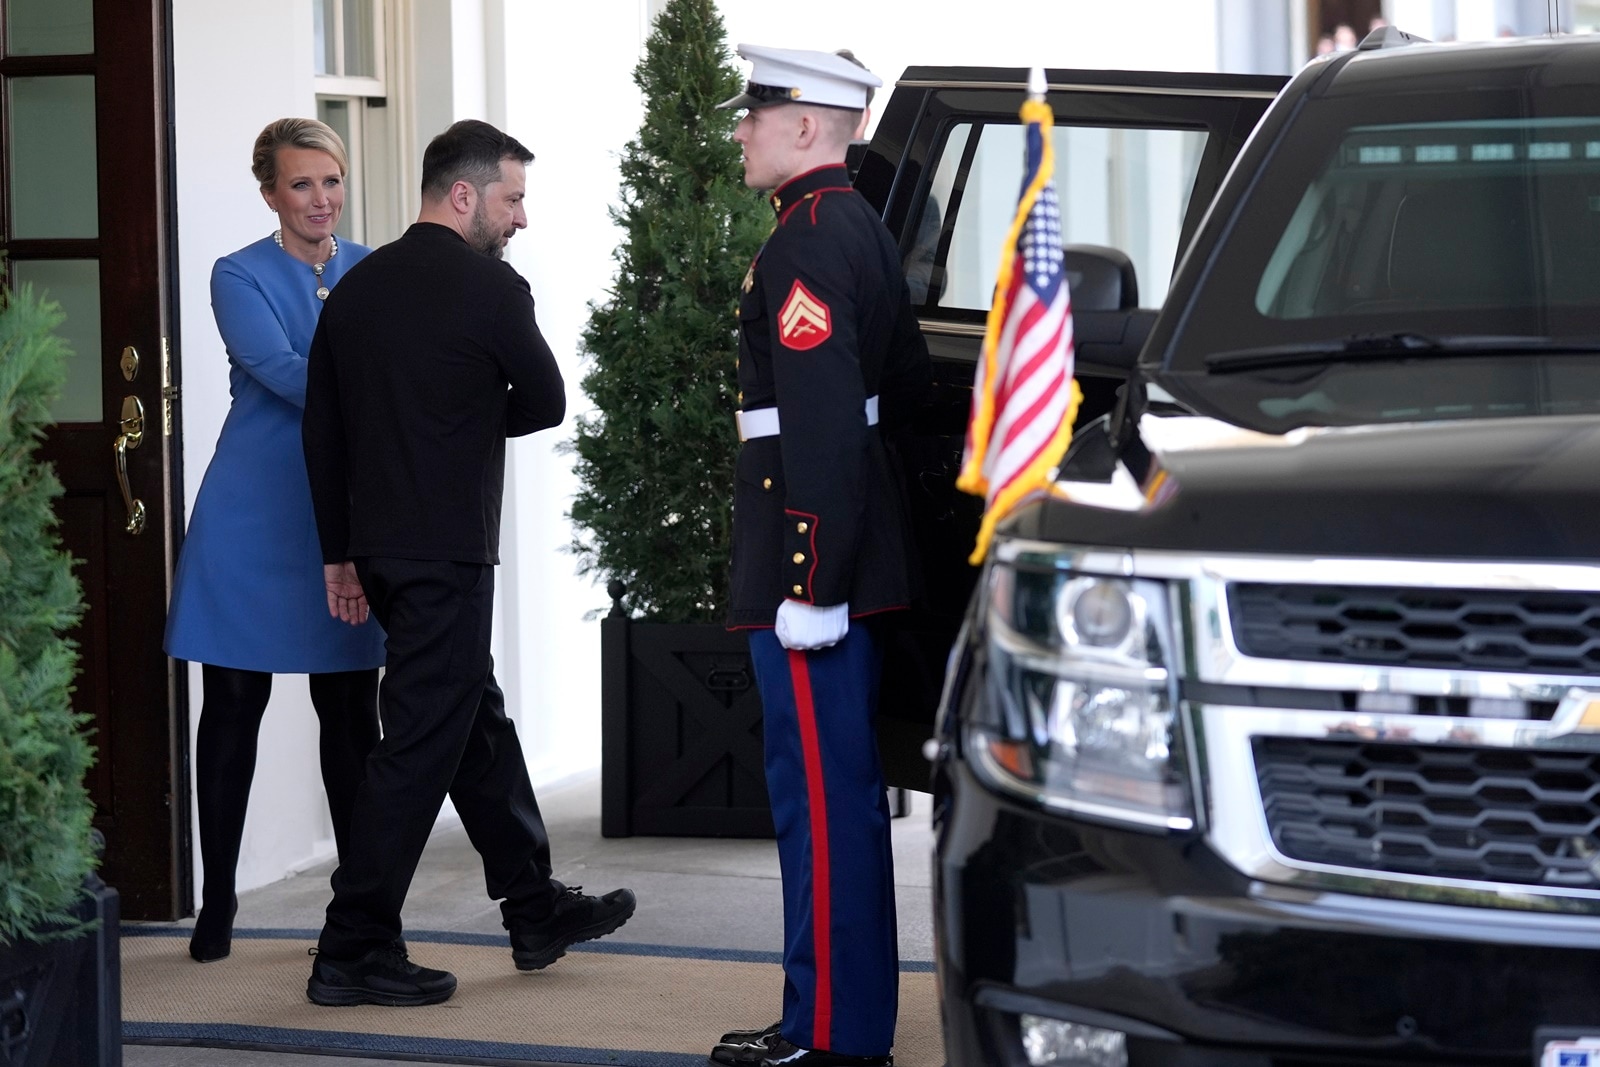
[123,772,936,1067]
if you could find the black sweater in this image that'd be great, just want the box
[303,223,565,565]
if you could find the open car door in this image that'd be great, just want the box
[857,66,1285,790]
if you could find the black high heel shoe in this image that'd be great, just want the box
[188,895,238,963]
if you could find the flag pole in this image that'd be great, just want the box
[1027,66,1047,102]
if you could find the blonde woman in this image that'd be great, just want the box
[165,118,383,962]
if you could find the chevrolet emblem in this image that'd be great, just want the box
[1548,689,1600,737]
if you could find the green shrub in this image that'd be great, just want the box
[566,0,770,622]
[0,283,94,944]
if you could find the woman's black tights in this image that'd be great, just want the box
[190,663,380,955]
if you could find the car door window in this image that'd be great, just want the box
[910,120,1207,313]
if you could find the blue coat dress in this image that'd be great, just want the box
[164,235,387,674]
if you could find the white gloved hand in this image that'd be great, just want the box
[774,600,850,651]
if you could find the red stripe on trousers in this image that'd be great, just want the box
[787,648,832,1048]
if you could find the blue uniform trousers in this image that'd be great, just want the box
[749,624,898,1057]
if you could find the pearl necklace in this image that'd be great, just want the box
[273,229,339,300]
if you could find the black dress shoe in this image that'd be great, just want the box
[306,943,457,1007]
[187,895,238,963]
[708,1036,891,1067]
[719,1020,781,1046]
[508,883,636,971]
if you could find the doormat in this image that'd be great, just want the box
[122,928,940,1066]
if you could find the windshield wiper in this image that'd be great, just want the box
[1205,333,1600,373]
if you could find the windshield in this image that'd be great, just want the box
[1256,117,1599,322]
[1163,81,1600,432]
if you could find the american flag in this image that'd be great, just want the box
[956,79,1082,564]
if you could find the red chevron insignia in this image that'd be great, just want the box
[778,280,832,351]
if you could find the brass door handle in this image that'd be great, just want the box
[114,395,147,535]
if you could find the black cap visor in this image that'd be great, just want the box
[716,81,799,110]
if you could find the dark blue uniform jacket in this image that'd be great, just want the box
[728,163,931,628]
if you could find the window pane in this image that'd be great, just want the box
[927,121,1206,312]
[905,125,969,306]
[8,76,99,239]
[316,97,359,242]
[318,97,351,153]
[342,0,376,78]
[14,260,102,424]
[4,0,93,56]
[313,0,334,75]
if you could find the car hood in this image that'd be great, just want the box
[1015,414,1600,559]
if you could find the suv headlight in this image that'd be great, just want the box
[967,546,1193,831]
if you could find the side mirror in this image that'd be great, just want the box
[1074,309,1157,379]
[1064,244,1139,311]
[1063,244,1152,379]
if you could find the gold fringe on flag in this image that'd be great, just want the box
[955,95,1081,564]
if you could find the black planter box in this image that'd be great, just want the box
[0,876,120,1067]
[601,609,774,838]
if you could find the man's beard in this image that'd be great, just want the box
[467,203,504,259]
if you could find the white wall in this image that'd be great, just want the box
[494,0,649,783]
[167,0,1257,903]
[170,0,333,896]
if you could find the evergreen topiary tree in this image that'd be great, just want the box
[0,284,94,944]
[567,0,769,623]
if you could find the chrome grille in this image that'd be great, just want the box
[1254,736,1600,888]
[1229,583,1600,675]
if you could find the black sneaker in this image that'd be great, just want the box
[708,1036,891,1067]
[508,884,637,971]
[306,943,457,1006]
[718,1020,782,1046]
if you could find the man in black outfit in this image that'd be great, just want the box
[301,119,636,1007]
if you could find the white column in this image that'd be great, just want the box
[171,0,339,894]
[450,0,488,119]
[492,0,646,787]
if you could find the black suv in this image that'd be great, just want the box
[862,30,1600,1067]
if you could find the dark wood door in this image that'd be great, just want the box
[1,0,184,920]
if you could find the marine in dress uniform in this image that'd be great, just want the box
[711,45,931,1067]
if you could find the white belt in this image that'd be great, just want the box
[736,396,879,442]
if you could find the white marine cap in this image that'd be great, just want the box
[717,44,882,112]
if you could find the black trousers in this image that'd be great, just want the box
[317,556,557,958]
